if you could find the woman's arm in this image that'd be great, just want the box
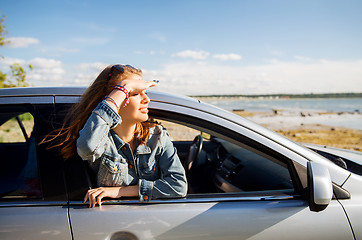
[77,79,157,161]
[84,185,139,208]
[76,100,121,161]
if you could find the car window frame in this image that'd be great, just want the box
[62,106,306,203]
[0,101,68,204]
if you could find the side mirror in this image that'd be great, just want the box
[307,161,333,212]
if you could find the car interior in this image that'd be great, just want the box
[152,117,294,195]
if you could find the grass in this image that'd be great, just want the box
[0,113,34,143]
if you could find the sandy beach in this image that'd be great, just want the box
[233,110,362,152]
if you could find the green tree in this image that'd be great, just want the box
[0,14,32,88]
[0,15,9,46]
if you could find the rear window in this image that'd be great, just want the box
[0,110,41,199]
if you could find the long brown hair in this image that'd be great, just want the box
[44,65,153,159]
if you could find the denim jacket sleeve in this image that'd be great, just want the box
[77,100,121,162]
[139,127,188,202]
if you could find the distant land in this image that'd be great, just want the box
[192,92,362,99]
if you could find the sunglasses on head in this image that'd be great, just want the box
[105,64,139,91]
[111,64,139,73]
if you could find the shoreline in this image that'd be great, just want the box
[233,110,362,152]
[193,93,362,100]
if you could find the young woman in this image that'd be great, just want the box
[56,64,187,207]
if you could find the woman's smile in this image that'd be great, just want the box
[139,107,148,114]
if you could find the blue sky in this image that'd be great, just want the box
[1,0,362,95]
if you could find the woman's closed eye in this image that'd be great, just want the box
[130,90,147,97]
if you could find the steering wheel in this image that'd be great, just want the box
[186,135,203,173]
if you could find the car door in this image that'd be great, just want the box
[66,110,354,240]
[0,102,71,240]
[68,197,352,240]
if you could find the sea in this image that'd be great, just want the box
[201,98,362,130]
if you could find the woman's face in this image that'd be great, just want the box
[118,74,150,124]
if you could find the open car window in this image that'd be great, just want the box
[0,109,41,199]
[64,108,297,201]
[152,118,294,196]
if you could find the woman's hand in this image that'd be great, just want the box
[119,77,158,94]
[84,187,121,208]
[106,77,158,111]
[84,185,139,207]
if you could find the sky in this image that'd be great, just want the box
[1,0,362,95]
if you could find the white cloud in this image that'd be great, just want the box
[0,57,67,86]
[5,57,360,95]
[172,50,242,61]
[134,50,166,56]
[213,53,242,61]
[26,61,107,87]
[72,62,109,86]
[73,73,96,85]
[29,58,62,68]
[27,58,65,85]
[6,37,39,48]
[57,47,80,53]
[77,62,108,71]
[143,59,362,95]
[294,55,312,61]
[269,50,284,56]
[0,57,26,66]
[172,50,210,60]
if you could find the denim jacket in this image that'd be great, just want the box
[77,100,187,202]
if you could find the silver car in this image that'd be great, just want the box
[0,87,361,240]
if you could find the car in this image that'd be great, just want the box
[0,87,361,240]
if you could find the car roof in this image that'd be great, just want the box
[0,86,199,104]
[0,86,86,97]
